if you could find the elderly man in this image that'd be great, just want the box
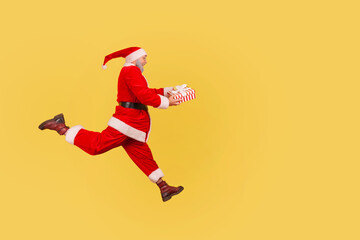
[39,47,184,202]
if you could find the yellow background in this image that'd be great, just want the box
[1,0,359,239]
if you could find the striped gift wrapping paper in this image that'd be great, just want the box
[169,88,196,103]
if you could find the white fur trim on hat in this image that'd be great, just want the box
[125,48,147,63]
[102,65,107,69]
[156,95,169,109]
[65,125,84,145]
[148,168,165,183]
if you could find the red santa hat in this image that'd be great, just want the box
[102,47,147,69]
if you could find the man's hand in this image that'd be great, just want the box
[169,95,181,106]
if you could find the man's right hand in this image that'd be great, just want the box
[169,95,181,106]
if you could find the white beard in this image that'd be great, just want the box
[136,59,144,73]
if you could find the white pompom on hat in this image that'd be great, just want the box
[102,47,147,69]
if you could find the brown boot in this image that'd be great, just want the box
[38,113,69,135]
[157,180,184,202]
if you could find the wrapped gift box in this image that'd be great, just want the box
[168,84,196,103]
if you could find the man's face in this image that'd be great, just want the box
[135,55,147,72]
[139,55,147,66]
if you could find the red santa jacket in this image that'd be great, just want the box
[107,63,172,142]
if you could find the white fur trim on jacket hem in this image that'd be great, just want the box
[125,49,147,63]
[145,112,152,142]
[164,87,173,98]
[148,168,165,183]
[156,95,169,109]
[65,125,84,145]
[107,117,147,143]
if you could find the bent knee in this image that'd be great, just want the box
[87,148,103,156]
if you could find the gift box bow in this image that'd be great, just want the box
[170,84,194,95]
[168,84,196,102]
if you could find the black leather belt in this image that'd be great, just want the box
[119,102,148,111]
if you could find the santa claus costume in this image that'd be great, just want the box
[39,47,184,202]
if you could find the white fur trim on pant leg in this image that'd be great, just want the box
[148,168,165,183]
[156,95,169,109]
[164,87,173,98]
[65,125,84,145]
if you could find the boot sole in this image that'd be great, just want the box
[163,186,184,202]
[38,113,64,130]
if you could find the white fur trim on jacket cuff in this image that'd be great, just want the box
[156,95,169,109]
[164,87,173,98]
[148,168,165,183]
[65,125,84,145]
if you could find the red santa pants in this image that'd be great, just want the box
[65,125,164,183]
